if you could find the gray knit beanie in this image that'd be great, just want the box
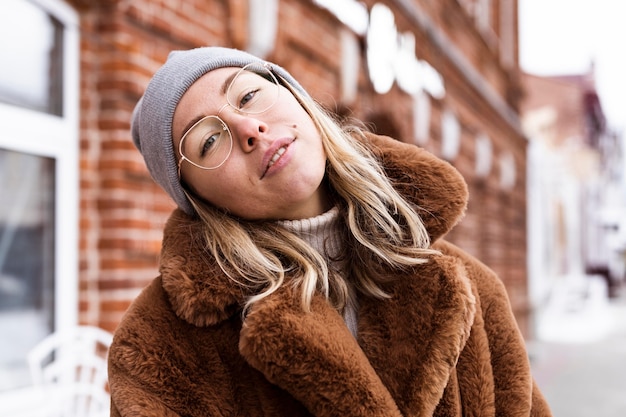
[131,46,309,215]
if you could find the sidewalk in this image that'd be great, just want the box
[527,276,626,417]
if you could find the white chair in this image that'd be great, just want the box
[26,325,113,417]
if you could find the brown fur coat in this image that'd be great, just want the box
[108,133,552,416]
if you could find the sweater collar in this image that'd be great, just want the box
[160,132,469,327]
[276,206,341,260]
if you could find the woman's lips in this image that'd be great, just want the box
[261,138,295,179]
[267,146,286,168]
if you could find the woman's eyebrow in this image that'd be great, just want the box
[221,71,238,95]
[180,115,204,142]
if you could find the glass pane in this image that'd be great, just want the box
[0,149,56,390]
[0,0,64,115]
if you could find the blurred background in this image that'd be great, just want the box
[0,0,624,416]
[519,1,626,415]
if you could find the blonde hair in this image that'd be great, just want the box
[184,79,438,314]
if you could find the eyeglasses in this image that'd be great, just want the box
[177,62,280,176]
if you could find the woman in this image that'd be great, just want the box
[109,46,552,417]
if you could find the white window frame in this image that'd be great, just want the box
[0,0,79,334]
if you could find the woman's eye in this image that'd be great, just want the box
[239,88,260,109]
[200,133,219,157]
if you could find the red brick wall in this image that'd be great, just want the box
[67,0,530,336]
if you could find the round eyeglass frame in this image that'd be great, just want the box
[176,62,280,178]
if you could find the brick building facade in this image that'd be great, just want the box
[63,0,530,335]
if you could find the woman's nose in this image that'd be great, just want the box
[226,113,268,152]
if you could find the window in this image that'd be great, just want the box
[441,108,461,160]
[412,90,431,146]
[0,0,78,391]
[475,0,492,34]
[0,0,64,115]
[499,0,516,68]
[475,133,493,178]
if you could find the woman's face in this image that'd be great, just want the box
[172,66,330,221]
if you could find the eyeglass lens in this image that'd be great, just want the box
[226,63,279,114]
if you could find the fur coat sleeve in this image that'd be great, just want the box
[108,133,552,417]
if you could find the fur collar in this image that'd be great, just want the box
[239,252,476,416]
[160,132,469,327]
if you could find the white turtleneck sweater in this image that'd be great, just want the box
[277,207,359,337]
